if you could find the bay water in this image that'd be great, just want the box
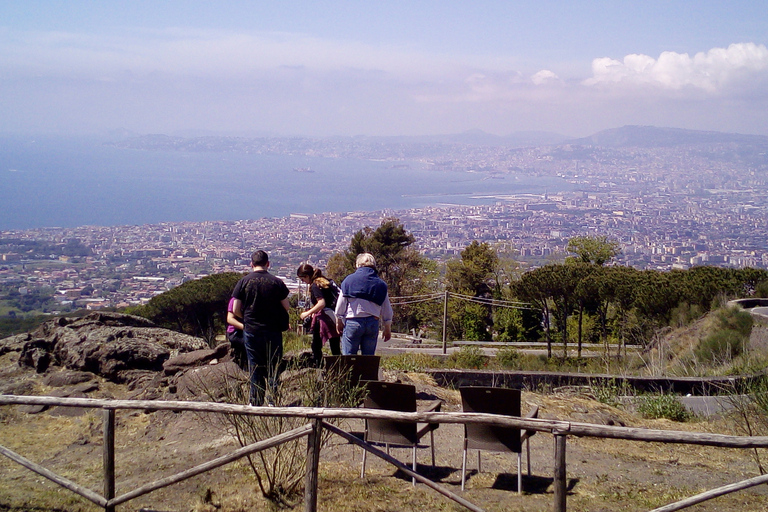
[0,135,572,230]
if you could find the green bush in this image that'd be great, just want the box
[496,346,520,368]
[591,378,632,408]
[715,307,753,337]
[448,345,486,369]
[381,352,440,372]
[694,306,753,364]
[695,329,745,363]
[128,272,244,345]
[635,393,691,422]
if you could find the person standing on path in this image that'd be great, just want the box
[334,253,393,355]
[297,263,342,366]
[231,250,290,406]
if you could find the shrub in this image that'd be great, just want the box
[200,360,367,506]
[591,378,632,408]
[128,272,243,345]
[381,352,439,372]
[448,345,486,369]
[496,346,520,368]
[694,306,753,364]
[634,393,691,422]
[695,329,746,363]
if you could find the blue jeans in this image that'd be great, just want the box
[341,316,380,355]
[243,330,283,406]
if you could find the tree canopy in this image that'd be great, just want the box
[127,272,244,345]
[566,235,620,266]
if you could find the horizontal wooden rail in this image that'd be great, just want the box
[4,394,768,512]
[3,395,768,449]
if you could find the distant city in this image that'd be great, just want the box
[1,125,767,314]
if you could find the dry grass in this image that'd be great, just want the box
[3,345,768,512]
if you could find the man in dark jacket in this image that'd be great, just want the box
[335,253,393,355]
[232,250,290,406]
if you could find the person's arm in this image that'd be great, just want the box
[334,295,348,332]
[300,298,325,320]
[232,298,244,319]
[227,310,244,331]
[281,298,290,312]
[380,295,393,342]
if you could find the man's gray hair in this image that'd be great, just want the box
[355,253,376,268]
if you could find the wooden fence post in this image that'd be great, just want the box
[553,432,567,512]
[304,418,322,512]
[103,409,115,512]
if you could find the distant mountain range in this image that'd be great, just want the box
[367,129,572,147]
[573,125,768,148]
[109,125,768,154]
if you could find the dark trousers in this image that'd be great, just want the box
[243,329,283,406]
[227,329,247,370]
[311,323,341,366]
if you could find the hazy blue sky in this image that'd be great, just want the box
[1,0,767,137]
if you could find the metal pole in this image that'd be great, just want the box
[103,409,115,512]
[442,290,448,355]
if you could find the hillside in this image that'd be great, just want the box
[573,125,768,148]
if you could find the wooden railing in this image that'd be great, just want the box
[2,394,768,512]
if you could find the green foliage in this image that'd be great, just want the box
[496,346,520,368]
[715,306,754,337]
[128,272,244,345]
[448,345,487,369]
[694,307,753,363]
[669,302,704,328]
[328,218,434,332]
[0,314,49,338]
[493,307,526,343]
[755,280,768,298]
[381,352,441,372]
[446,240,499,295]
[634,393,691,422]
[445,241,505,341]
[696,329,746,363]
[591,378,632,407]
[566,235,620,265]
[337,218,417,295]
[0,283,59,313]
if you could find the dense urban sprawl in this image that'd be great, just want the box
[2,128,768,313]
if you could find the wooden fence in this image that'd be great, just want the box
[2,394,768,512]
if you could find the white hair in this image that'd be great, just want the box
[355,253,376,268]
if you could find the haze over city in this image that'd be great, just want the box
[1,0,767,138]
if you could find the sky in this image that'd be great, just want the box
[1,0,767,138]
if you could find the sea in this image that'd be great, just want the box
[0,135,573,231]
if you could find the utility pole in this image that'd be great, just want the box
[442,290,448,355]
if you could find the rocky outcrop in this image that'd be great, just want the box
[162,342,230,375]
[11,312,209,383]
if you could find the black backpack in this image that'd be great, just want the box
[326,280,340,309]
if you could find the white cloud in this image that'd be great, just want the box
[584,42,768,92]
[531,69,559,85]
